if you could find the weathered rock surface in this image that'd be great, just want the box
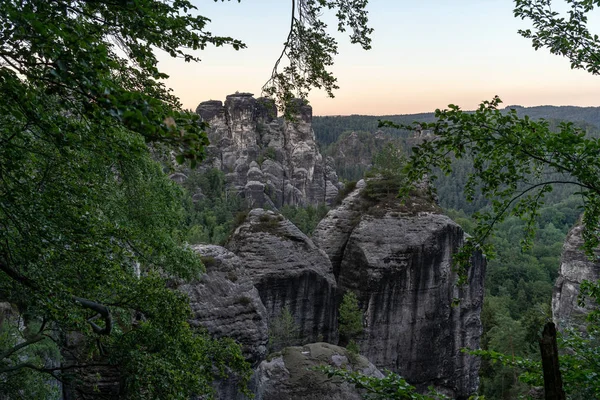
[178,244,269,365]
[313,182,485,399]
[227,209,338,346]
[254,342,383,400]
[312,180,367,278]
[322,130,395,180]
[552,222,600,330]
[194,93,341,207]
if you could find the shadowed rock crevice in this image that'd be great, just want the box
[227,209,338,346]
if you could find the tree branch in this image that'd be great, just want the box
[0,259,112,335]
[0,335,45,361]
[73,297,112,335]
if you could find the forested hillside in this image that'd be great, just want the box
[313,106,600,398]
[313,105,600,148]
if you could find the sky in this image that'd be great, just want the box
[157,0,600,116]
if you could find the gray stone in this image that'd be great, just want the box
[227,209,338,346]
[339,213,484,399]
[313,179,366,278]
[552,222,600,330]
[314,181,485,399]
[178,245,269,365]
[169,172,188,184]
[194,94,340,207]
[196,100,224,121]
[254,343,383,400]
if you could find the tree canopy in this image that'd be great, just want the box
[263,0,373,111]
[0,0,372,398]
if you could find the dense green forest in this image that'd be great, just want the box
[313,105,600,147]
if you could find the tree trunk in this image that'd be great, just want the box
[539,322,565,400]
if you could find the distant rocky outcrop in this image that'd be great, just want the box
[254,342,382,400]
[552,222,600,330]
[322,130,398,181]
[313,180,485,399]
[194,93,341,208]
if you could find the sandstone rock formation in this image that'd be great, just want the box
[194,93,341,207]
[253,342,383,400]
[552,222,600,330]
[227,209,338,346]
[178,245,269,365]
[321,130,396,181]
[313,180,485,399]
[171,177,484,398]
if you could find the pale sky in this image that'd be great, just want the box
[157,0,600,116]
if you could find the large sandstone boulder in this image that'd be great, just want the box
[194,94,340,207]
[178,245,269,365]
[254,342,383,400]
[552,222,600,330]
[227,209,338,346]
[313,181,485,399]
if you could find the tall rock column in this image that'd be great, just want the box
[313,182,485,399]
[194,94,340,208]
[552,222,600,329]
[283,99,327,205]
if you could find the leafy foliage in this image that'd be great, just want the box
[0,316,61,400]
[0,0,253,397]
[338,291,363,347]
[279,203,329,236]
[319,130,405,182]
[468,292,600,400]
[181,168,246,245]
[515,0,600,75]
[363,143,410,201]
[268,306,300,352]
[263,0,373,112]
[316,366,452,400]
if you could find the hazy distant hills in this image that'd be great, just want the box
[313,105,600,147]
[505,105,600,127]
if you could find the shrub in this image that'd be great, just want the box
[339,291,363,347]
[269,306,300,352]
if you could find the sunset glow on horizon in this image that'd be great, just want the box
[158,0,600,116]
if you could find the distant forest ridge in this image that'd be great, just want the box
[312,105,600,146]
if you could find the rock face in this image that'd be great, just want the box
[227,209,338,346]
[195,93,341,207]
[254,342,383,400]
[552,222,600,329]
[179,245,269,365]
[321,130,395,181]
[313,181,485,399]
